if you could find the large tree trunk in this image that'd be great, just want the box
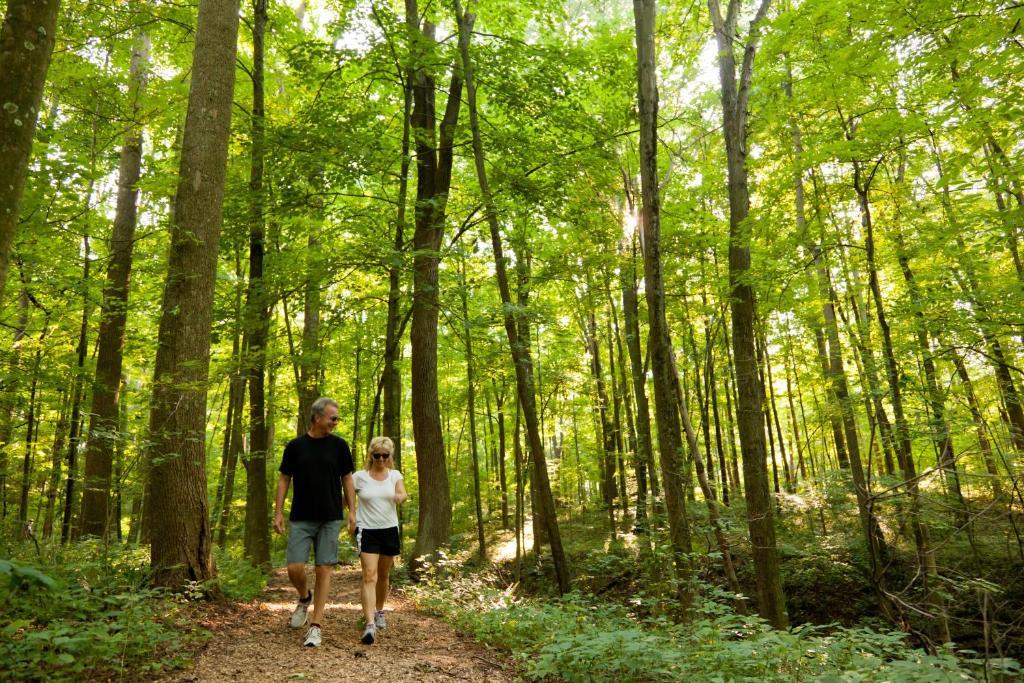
[0,0,61,304]
[707,0,787,628]
[243,0,271,570]
[81,34,149,538]
[407,0,461,572]
[635,0,694,598]
[146,0,240,588]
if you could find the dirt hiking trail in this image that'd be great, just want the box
[170,565,519,682]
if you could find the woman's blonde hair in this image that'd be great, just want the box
[365,436,395,470]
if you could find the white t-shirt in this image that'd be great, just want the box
[353,469,404,529]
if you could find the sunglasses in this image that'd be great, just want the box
[327,416,340,423]
[371,452,390,459]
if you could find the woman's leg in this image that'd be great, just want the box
[360,552,380,626]
[376,555,393,611]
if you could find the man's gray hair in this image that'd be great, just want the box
[310,397,339,423]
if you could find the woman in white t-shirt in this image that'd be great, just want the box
[353,436,407,645]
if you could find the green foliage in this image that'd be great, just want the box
[407,569,974,682]
[212,548,267,601]
[0,546,206,681]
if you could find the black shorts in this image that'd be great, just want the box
[356,526,400,556]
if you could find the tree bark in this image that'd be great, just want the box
[146,0,240,588]
[707,0,787,627]
[458,254,486,558]
[620,226,659,504]
[0,0,61,304]
[407,0,461,572]
[43,388,70,538]
[297,234,322,436]
[455,0,569,592]
[61,232,92,543]
[81,33,149,538]
[583,299,617,515]
[383,61,412,468]
[243,0,271,570]
[634,0,695,598]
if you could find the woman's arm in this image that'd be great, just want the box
[393,478,408,505]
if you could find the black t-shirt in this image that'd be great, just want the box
[279,433,355,522]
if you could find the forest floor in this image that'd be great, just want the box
[167,564,519,682]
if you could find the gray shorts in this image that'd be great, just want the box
[286,519,343,565]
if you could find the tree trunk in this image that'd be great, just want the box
[608,273,645,525]
[0,0,61,304]
[243,0,271,570]
[217,373,245,549]
[620,227,659,505]
[0,290,30,520]
[297,234,322,436]
[407,0,461,572]
[949,348,1004,502]
[786,75,853,474]
[81,33,149,538]
[383,64,412,468]
[61,233,92,543]
[43,388,70,538]
[456,0,569,591]
[18,348,41,525]
[894,232,966,518]
[495,385,510,528]
[584,301,617,515]
[707,0,787,628]
[633,0,695,599]
[459,255,486,558]
[146,0,240,588]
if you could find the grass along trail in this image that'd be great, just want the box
[169,564,517,682]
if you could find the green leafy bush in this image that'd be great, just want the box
[0,545,205,681]
[407,570,976,682]
[213,547,267,601]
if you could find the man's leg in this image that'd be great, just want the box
[360,552,380,625]
[375,555,393,611]
[285,521,315,628]
[287,563,309,599]
[308,519,342,627]
[310,564,332,626]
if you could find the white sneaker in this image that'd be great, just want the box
[303,624,322,647]
[374,609,386,629]
[290,592,312,628]
[361,623,376,645]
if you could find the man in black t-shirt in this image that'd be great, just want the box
[273,397,356,648]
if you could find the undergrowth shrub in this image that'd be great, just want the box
[0,544,206,681]
[213,547,267,601]
[406,568,980,682]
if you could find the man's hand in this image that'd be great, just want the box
[347,514,356,536]
[273,511,285,535]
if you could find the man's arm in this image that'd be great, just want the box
[273,473,291,535]
[343,472,356,534]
